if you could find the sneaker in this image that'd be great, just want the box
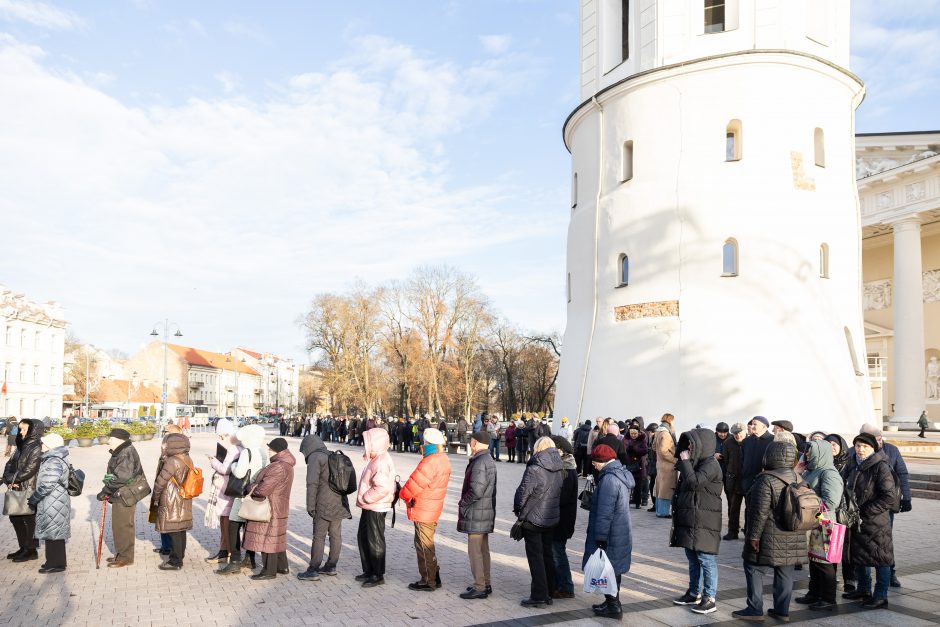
[691,598,717,615]
[158,562,182,571]
[297,569,320,581]
[459,589,488,599]
[320,564,337,576]
[731,608,765,622]
[673,591,702,606]
[766,609,789,622]
[466,585,493,595]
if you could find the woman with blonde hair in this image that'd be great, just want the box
[653,413,678,518]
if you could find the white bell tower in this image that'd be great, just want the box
[555,0,874,434]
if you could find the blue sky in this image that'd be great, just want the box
[0,0,936,363]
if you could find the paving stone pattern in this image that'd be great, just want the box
[1,429,939,626]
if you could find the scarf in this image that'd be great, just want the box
[423,444,439,456]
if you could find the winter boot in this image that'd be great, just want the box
[595,597,622,619]
[205,550,228,564]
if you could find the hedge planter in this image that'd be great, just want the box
[97,437,110,445]
[142,433,154,441]
[129,434,144,442]
[76,438,94,447]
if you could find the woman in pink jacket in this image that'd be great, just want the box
[204,419,241,565]
[355,428,396,588]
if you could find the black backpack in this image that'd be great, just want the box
[767,471,821,532]
[327,450,357,496]
[67,465,85,497]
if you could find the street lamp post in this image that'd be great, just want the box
[149,319,182,428]
[83,349,89,419]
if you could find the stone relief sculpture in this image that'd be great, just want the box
[863,279,892,311]
[925,269,940,304]
[928,356,940,400]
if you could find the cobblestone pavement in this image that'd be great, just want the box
[2,429,940,626]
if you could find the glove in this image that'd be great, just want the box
[596,540,607,550]
[102,473,115,484]
[900,499,912,513]
[96,492,106,502]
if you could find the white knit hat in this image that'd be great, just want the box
[216,418,235,436]
[41,433,64,449]
[423,428,446,446]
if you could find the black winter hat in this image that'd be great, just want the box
[716,422,729,433]
[109,428,130,441]
[268,437,288,453]
[853,432,879,451]
[551,435,573,455]
[470,430,490,445]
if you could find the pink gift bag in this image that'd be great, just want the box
[808,502,846,564]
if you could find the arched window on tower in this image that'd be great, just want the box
[814,127,825,167]
[621,140,633,182]
[819,243,830,278]
[726,119,742,161]
[617,254,629,286]
[571,172,578,209]
[722,239,739,276]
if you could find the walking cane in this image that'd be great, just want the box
[96,496,108,569]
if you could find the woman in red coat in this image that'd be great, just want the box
[244,438,295,580]
[505,423,518,463]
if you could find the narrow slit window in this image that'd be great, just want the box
[621,140,634,182]
[621,0,630,63]
[705,0,725,33]
[566,273,572,303]
[819,243,829,278]
[618,254,629,286]
[722,239,738,276]
[571,172,578,209]
[845,327,862,375]
[814,127,825,167]
[725,119,742,161]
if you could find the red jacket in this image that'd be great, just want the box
[400,452,451,523]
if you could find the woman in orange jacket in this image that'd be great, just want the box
[399,427,451,591]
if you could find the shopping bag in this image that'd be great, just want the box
[808,502,846,564]
[582,548,618,596]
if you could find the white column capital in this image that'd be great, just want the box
[890,215,922,232]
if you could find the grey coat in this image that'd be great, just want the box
[457,450,497,534]
[300,435,351,522]
[29,447,71,541]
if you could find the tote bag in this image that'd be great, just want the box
[808,502,846,564]
[2,489,33,516]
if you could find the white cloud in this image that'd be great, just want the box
[223,19,269,43]
[214,70,239,94]
[0,34,557,359]
[0,0,84,30]
[479,34,511,55]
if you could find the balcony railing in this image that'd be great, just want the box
[868,356,887,381]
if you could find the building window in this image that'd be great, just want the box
[567,273,572,303]
[618,254,630,286]
[601,0,630,72]
[19,364,26,383]
[705,0,725,33]
[571,172,578,208]
[3,363,10,382]
[819,243,830,278]
[4,326,11,346]
[20,329,26,347]
[722,239,739,276]
[621,140,634,182]
[845,327,862,375]
[33,366,39,384]
[814,127,825,167]
[725,120,742,161]
[621,0,630,63]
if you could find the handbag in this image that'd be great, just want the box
[808,502,846,564]
[2,489,33,516]
[510,518,525,541]
[224,450,252,498]
[579,475,595,511]
[115,474,151,507]
[238,487,272,522]
[67,465,85,497]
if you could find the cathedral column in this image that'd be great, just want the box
[892,216,925,421]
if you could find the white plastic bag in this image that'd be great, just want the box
[582,548,618,596]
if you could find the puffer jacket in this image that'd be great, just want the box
[209,440,241,517]
[624,432,648,479]
[300,434,350,522]
[29,446,70,540]
[357,428,395,512]
[151,433,194,533]
[671,429,723,555]
[847,441,910,501]
[244,448,296,553]
[583,459,635,574]
[513,447,564,528]
[843,449,896,567]
[554,452,578,541]
[802,440,844,514]
[99,439,144,500]
[457,450,497,534]
[3,419,45,492]
[743,441,806,566]
[400,448,451,523]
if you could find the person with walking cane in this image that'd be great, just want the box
[97,428,148,568]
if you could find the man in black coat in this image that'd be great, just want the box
[670,428,723,615]
[457,431,497,599]
[733,441,806,621]
[297,434,352,581]
[3,418,45,560]
[739,416,774,497]
[97,428,145,568]
[573,421,592,477]
[550,436,578,599]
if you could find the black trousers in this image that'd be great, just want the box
[10,514,37,551]
[227,519,243,561]
[604,572,623,602]
[808,560,837,603]
[261,551,288,575]
[167,531,186,567]
[508,445,515,462]
[632,476,649,505]
[522,525,556,602]
[574,447,587,476]
[357,510,386,577]
[44,539,66,568]
[726,490,743,534]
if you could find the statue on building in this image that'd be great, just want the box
[927,356,940,400]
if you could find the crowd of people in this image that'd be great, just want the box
[0,410,917,621]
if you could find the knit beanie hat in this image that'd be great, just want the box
[592,444,616,463]
[423,427,446,446]
[40,433,64,449]
[470,430,490,445]
[853,432,879,451]
[216,418,235,436]
[268,437,288,453]
[109,428,130,441]
[749,416,769,428]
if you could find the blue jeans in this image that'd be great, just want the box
[684,548,718,599]
[488,439,500,460]
[857,565,891,600]
[655,496,672,517]
[160,533,172,551]
[552,540,573,593]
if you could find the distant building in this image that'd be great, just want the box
[0,285,67,418]
[233,348,299,414]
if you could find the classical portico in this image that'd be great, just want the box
[857,131,940,424]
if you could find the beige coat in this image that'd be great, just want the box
[653,427,677,500]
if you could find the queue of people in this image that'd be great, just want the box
[1,411,916,622]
